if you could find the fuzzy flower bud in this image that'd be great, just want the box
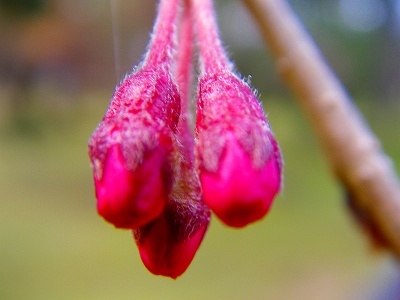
[89,67,180,229]
[88,0,181,229]
[192,0,283,227]
[133,2,210,278]
[88,0,283,278]
[196,73,282,227]
[133,173,210,279]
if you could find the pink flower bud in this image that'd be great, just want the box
[132,143,211,279]
[132,3,210,278]
[88,0,283,278]
[200,132,281,227]
[94,144,166,229]
[191,0,283,227]
[88,0,183,230]
[133,174,210,279]
[89,67,181,229]
[196,73,283,227]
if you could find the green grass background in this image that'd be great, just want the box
[1,89,399,299]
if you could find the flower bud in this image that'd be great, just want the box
[200,132,281,227]
[94,144,166,229]
[196,73,282,227]
[134,169,210,279]
[89,67,181,229]
[191,0,283,227]
[133,7,211,274]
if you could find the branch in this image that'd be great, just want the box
[242,0,400,257]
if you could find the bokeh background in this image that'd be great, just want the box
[1,0,399,299]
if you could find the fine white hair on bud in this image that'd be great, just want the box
[191,0,283,227]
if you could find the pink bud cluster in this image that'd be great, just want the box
[88,0,282,279]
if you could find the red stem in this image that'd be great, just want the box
[144,0,180,68]
[176,0,193,116]
[175,0,196,164]
[191,0,231,74]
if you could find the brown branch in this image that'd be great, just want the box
[243,0,400,257]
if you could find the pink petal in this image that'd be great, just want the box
[135,212,208,279]
[200,134,281,227]
[95,144,167,229]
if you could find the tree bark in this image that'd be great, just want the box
[242,0,400,257]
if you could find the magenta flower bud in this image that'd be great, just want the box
[196,73,282,227]
[89,0,283,278]
[133,188,210,279]
[192,0,283,227]
[94,144,166,229]
[200,137,280,228]
[135,221,208,279]
[89,67,180,229]
[88,0,181,229]
[133,2,210,278]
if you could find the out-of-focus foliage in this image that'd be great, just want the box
[0,0,399,299]
[0,0,47,16]
[287,0,400,102]
[0,0,398,100]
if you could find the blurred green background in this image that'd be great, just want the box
[0,0,399,299]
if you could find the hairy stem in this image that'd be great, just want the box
[191,0,231,73]
[176,0,193,119]
[175,0,196,163]
[144,0,180,67]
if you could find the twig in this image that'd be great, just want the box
[242,0,400,257]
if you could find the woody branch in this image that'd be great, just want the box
[242,0,400,257]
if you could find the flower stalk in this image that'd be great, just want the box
[133,0,210,279]
[190,0,230,73]
[191,0,282,227]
